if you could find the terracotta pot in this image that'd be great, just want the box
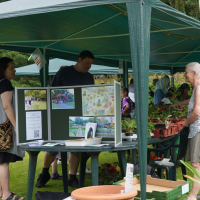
[71,185,137,200]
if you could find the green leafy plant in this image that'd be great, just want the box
[147,121,156,139]
[121,117,137,133]
[148,105,188,122]
[122,117,156,139]
[180,160,200,185]
[98,163,121,185]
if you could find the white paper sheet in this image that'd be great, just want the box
[26,111,42,140]
[85,123,97,139]
[182,183,189,195]
[125,163,134,193]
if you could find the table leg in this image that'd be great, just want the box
[88,152,100,186]
[79,152,90,187]
[130,149,137,164]
[117,150,127,178]
[26,151,40,200]
[61,152,68,193]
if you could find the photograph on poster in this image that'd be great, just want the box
[24,90,47,110]
[69,117,93,137]
[51,89,75,109]
[82,86,114,116]
[94,116,115,137]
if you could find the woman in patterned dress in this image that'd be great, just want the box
[0,57,24,200]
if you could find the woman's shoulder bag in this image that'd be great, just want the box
[0,79,13,150]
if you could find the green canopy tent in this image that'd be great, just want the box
[1,0,200,199]
[15,58,171,76]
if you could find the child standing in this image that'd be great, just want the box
[121,87,135,119]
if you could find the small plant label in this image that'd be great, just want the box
[125,163,134,193]
[182,183,189,195]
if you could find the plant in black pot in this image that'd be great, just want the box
[122,117,156,139]
[121,117,137,136]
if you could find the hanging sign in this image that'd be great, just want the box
[28,48,46,70]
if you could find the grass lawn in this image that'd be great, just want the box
[64,102,74,106]
[32,101,47,110]
[9,151,198,200]
[52,103,59,109]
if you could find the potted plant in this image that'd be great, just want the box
[122,117,156,139]
[121,117,137,136]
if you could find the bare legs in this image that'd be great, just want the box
[0,163,24,200]
[52,159,58,174]
[0,163,10,199]
[43,152,56,168]
[69,153,79,175]
[188,162,200,200]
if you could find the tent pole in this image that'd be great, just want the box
[171,67,174,87]
[127,1,151,200]
[123,61,128,88]
[39,49,49,87]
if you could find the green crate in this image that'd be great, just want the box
[114,175,190,200]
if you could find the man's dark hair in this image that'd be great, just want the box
[130,78,133,84]
[78,50,94,60]
[121,87,129,94]
[0,57,13,79]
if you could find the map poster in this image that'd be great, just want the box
[82,86,114,116]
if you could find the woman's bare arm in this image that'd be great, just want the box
[185,85,200,126]
[169,99,190,108]
[1,91,16,132]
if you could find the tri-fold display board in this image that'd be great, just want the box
[15,81,121,147]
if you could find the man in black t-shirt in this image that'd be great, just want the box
[35,50,94,189]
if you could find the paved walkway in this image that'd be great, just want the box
[58,103,74,109]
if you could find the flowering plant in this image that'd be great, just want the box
[149,153,161,161]
[98,163,121,185]
[148,105,188,122]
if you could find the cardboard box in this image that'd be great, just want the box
[114,175,190,200]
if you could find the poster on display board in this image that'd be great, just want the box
[82,86,114,116]
[15,82,121,147]
[15,87,49,145]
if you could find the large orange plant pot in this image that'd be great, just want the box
[71,185,137,200]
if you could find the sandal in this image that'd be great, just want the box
[4,192,24,200]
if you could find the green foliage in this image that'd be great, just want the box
[148,104,188,121]
[68,93,74,100]
[161,0,200,20]
[11,77,41,87]
[121,117,137,133]
[0,50,34,68]
[180,160,200,185]
[147,121,156,139]
[122,117,156,138]
[24,90,46,99]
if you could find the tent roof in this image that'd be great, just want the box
[1,0,200,73]
[15,58,170,76]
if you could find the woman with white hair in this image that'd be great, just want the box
[171,62,200,200]
[153,76,170,104]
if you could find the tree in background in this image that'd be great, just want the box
[161,0,200,20]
